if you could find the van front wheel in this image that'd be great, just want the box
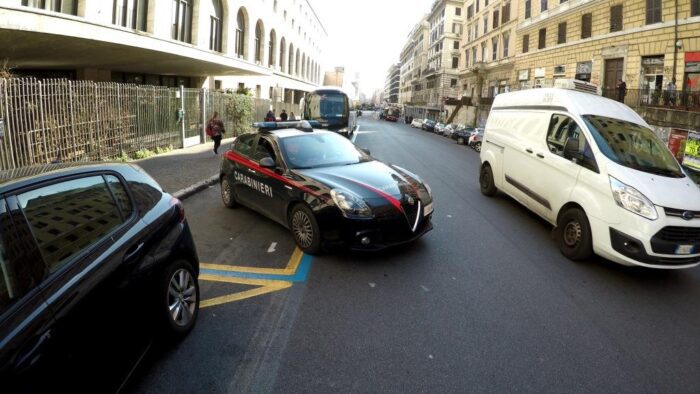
[557,208,593,261]
[479,164,497,197]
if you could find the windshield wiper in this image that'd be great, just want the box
[637,166,684,178]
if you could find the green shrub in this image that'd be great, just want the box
[134,149,154,159]
[225,93,255,135]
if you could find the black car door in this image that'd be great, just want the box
[226,133,259,206]
[11,174,141,384]
[0,197,55,387]
[249,135,289,223]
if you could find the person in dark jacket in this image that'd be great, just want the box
[280,109,288,121]
[265,110,275,121]
[617,79,627,103]
[206,112,225,155]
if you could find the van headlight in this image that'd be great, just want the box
[609,176,658,220]
[338,127,349,135]
[331,188,373,218]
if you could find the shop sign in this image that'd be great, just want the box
[518,69,529,81]
[534,67,546,78]
[685,131,700,171]
[685,62,700,73]
[668,129,689,163]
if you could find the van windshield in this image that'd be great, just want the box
[304,92,348,120]
[583,115,684,178]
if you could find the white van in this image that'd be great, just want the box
[479,80,700,269]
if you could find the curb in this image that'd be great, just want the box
[173,174,219,201]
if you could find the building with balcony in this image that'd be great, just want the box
[404,18,430,113]
[460,0,519,99]
[513,0,700,131]
[0,0,326,103]
[384,63,401,104]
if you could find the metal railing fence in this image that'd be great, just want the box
[0,78,280,170]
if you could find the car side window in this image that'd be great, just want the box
[253,137,278,163]
[17,176,125,274]
[0,202,42,314]
[105,175,134,220]
[546,114,595,169]
[234,134,256,158]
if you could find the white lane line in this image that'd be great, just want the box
[420,285,430,292]
[267,242,277,253]
[369,282,376,288]
[447,214,453,218]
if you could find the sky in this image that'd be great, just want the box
[308,0,435,97]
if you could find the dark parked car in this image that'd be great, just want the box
[422,119,437,132]
[0,163,200,390]
[452,126,476,144]
[220,122,434,253]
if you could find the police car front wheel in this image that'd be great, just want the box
[289,204,321,254]
[221,177,238,208]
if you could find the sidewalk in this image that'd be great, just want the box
[135,137,235,198]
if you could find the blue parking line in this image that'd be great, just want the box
[201,253,313,282]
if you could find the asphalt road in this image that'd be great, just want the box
[132,113,700,393]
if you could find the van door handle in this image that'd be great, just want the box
[525,148,534,154]
[536,153,545,159]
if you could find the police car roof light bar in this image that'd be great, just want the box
[252,120,321,132]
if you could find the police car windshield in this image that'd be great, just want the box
[279,133,369,169]
[305,92,348,120]
[583,115,684,178]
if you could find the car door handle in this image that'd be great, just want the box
[284,185,293,190]
[247,168,256,174]
[526,148,534,154]
[123,242,144,262]
[16,329,52,369]
[536,153,545,159]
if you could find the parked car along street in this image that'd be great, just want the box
[410,118,424,128]
[452,126,475,144]
[468,129,484,151]
[422,119,437,132]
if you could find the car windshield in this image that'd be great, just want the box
[304,92,348,120]
[583,115,684,178]
[280,133,371,169]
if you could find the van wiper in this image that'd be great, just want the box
[639,167,683,178]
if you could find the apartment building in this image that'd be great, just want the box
[0,0,327,103]
[399,38,415,106]
[460,0,520,99]
[384,63,401,104]
[404,19,430,112]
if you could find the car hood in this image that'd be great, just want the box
[295,161,429,202]
[607,162,700,210]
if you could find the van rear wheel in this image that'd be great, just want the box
[557,208,593,261]
[479,164,497,197]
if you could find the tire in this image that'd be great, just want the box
[221,176,238,208]
[475,142,482,152]
[157,260,199,339]
[479,163,497,197]
[457,137,465,144]
[557,208,593,261]
[289,204,321,254]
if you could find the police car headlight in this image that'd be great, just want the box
[609,176,658,220]
[331,188,373,218]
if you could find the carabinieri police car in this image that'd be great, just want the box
[219,121,434,254]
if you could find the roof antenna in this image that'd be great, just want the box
[296,120,314,133]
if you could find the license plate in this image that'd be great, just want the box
[675,244,694,255]
[423,202,434,216]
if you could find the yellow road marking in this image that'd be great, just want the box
[200,247,304,275]
[198,247,303,308]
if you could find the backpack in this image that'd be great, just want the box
[206,124,215,137]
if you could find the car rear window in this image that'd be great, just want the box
[17,176,125,273]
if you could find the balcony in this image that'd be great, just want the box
[602,88,700,113]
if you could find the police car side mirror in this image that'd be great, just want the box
[360,148,371,156]
[259,157,276,169]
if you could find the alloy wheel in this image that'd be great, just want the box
[292,210,314,248]
[167,268,197,327]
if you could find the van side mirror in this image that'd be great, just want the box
[360,148,371,156]
[259,157,276,169]
[563,138,582,161]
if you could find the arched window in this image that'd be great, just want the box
[209,0,223,52]
[295,49,300,76]
[280,37,286,72]
[255,20,264,63]
[113,0,148,31]
[235,8,247,58]
[172,0,193,43]
[288,43,294,75]
[301,54,306,80]
[268,29,277,67]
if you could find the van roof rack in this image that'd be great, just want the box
[553,79,602,96]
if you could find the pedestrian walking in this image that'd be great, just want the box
[206,111,225,155]
[617,79,627,103]
[667,79,677,106]
[280,109,288,121]
[265,110,275,122]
